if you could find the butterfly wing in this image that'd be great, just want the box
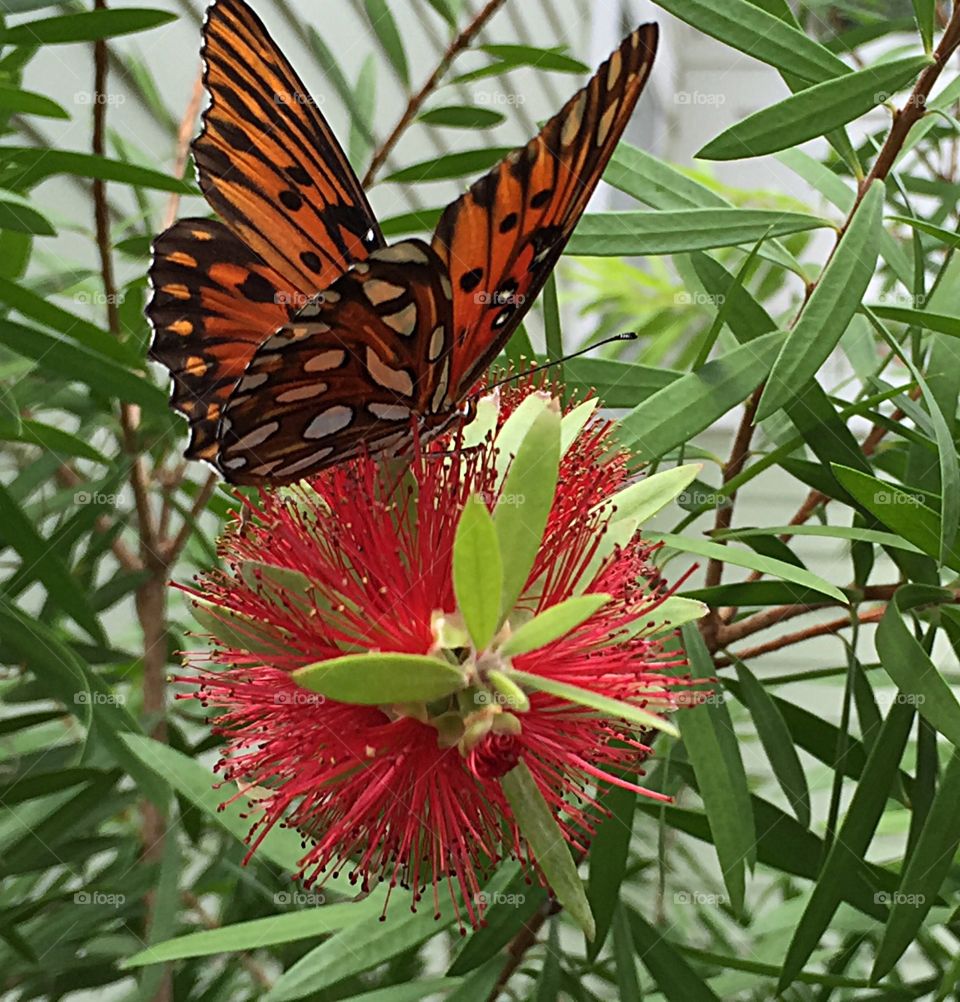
[147,217,299,462]
[217,240,455,484]
[430,23,658,401]
[196,0,385,295]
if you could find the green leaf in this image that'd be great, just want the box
[0,199,55,235]
[120,734,303,870]
[873,748,960,979]
[418,105,505,128]
[733,659,811,827]
[379,207,444,237]
[293,653,465,705]
[680,625,756,914]
[876,586,960,749]
[479,43,588,74]
[0,482,102,641]
[618,330,785,459]
[888,214,960,250]
[913,0,935,51]
[642,596,709,637]
[0,82,67,120]
[565,357,681,407]
[652,0,847,82]
[0,8,176,44]
[0,320,165,413]
[349,54,377,170]
[122,895,389,967]
[0,420,109,464]
[831,464,960,572]
[699,56,930,160]
[384,147,511,183]
[567,208,826,256]
[586,779,636,960]
[493,399,561,616]
[628,907,723,1002]
[453,494,503,651]
[510,669,678,737]
[756,181,883,420]
[869,304,960,337]
[1,148,194,193]
[500,593,610,657]
[778,700,915,992]
[363,0,409,87]
[606,463,702,526]
[651,532,848,603]
[501,760,594,939]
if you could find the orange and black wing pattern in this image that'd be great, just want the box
[431,23,658,399]
[216,240,455,484]
[195,0,384,295]
[148,218,299,462]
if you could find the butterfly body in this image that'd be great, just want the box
[147,0,658,484]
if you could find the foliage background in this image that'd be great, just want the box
[1,0,960,999]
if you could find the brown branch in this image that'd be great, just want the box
[161,472,217,566]
[162,68,204,230]
[362,0,510,186]
[486,897,561,1002]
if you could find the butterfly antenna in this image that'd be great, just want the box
[480,331,639,395]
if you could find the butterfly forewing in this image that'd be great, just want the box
[216,239,455,484]
[431,23,658,397]
[147,217,298,461]
[196,0,385,295]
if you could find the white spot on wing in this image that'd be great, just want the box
[223,456,247,470]
[275,382,329,403]
[430,359,450,413]
[276,447,335,477]
[561,92,587,147]
[236,371,268,392]
[369,402,411,421]
[596,102,619,147]
[363,278,405,305]
[428,325,446,362]
[304,406,352,439]
[232,421,280,450]
[382,302,418,337]
[304,349,345,372]
[372,242,430,265]
[607,50,622,88]
[366,347,414,394]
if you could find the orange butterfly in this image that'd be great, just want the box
[148,0,658,484]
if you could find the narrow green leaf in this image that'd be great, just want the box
[567,208,826,256]
[619,330,785,460]
[680,625,756,914]
[0,482,102,641]
[733,659,811,827]
[294,653,465,705]
[778,700,915,992]
[384,147,511,183]
[652,0,847,82]
[870,304,960,337]
[120,734,304,870]
[453,494,503,651]
[876,586,960,749]
[0,8,176,44]
[123,895,389,967]
[628,908,723,1002]
[0,419,109,464]
[349,54,377,169]
[888,214,960,249]
[606,464,702,526]
[757,181,883,420]
[543,272,562,366]
[641,596,709,637]
[417,105,505,128]
[0,199,55,235]
[873,748,960,979]
[831,464,960,572]
[564,357,681,407]
[651,532,848,603]
[1,148,194,193]
[493,399,561,616]
[500,594,610,657]
[586,779,636,960]
[363,0,409,87]
[534,920,562,1001]
[699,56,930,160]
[501,760,595,939]
[913,0,935,51]
[479,43,588,74]
[510,669,678,737]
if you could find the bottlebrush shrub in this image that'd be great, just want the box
[180,380,705,934]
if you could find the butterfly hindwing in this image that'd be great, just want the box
[147,217,298,461]
[196,0,385,295]
[217,239,455,484]
[431,23,658,396]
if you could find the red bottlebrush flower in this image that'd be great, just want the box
[179,379,693,930]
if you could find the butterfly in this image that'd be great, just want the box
[147,0,658,485]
